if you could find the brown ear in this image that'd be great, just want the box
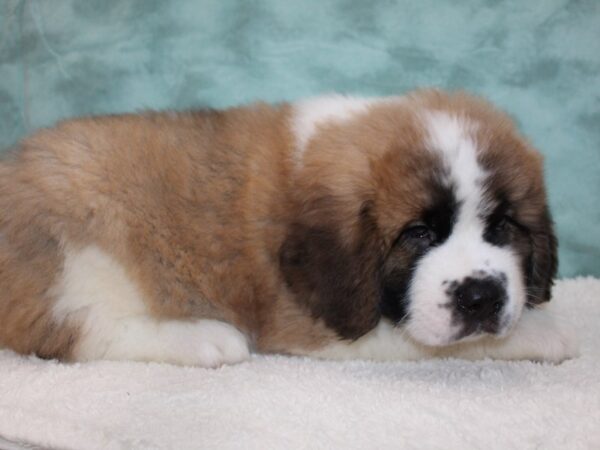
[279,202,382,340]
[526,207,558,305]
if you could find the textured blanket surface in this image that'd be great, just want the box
[1,0,599,277]
[0,277,599,450]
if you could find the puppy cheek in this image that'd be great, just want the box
[404,307,458,346]
[497,251,528,334]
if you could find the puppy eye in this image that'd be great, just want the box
[484,214,516,246]
[404,225,432,241]
[397,224,437,252]
[493,216,509,233]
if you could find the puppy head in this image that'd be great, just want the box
[280,90,556,346]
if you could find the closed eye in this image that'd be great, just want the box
[404,225,433,241]
[491,215,509,233]
[484,213,527,246]
[392,223,436,253]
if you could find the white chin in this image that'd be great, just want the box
[405,322,503,347]
[404,323,458,347]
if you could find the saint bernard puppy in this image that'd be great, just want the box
[0,90,577,367]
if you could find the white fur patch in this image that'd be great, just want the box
[291,95,375,165]
[403,111,525,346]
[52,245,249,367]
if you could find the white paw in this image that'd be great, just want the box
[486,306,580,363]
[160,319,250,368]
[526,311,579,363]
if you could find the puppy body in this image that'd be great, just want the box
[0,91,576,366]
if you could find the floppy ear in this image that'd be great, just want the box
[526,207,558,305]
[279,202,382,340]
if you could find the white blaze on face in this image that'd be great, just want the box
[405,111,526,346]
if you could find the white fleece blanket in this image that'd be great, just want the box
[1,277,599,450]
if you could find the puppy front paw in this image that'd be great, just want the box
[160,319,250,367]
[490,306,579,363]
[527,312,579,363]
[446,306,579,363]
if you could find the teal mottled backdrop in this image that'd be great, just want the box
[0,0,599,277]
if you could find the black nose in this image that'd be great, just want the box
[454,277,505,322]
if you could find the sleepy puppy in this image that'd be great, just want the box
[0,90,577,367]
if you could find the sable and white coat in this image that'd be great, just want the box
[0,90,577,367]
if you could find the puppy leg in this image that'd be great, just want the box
[306,320,427,361]
[54,245,250,367]
[444,306,579,363]
[307,307,578,363]
[75,317,250,367]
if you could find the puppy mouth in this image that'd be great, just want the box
[451,313,512,343]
